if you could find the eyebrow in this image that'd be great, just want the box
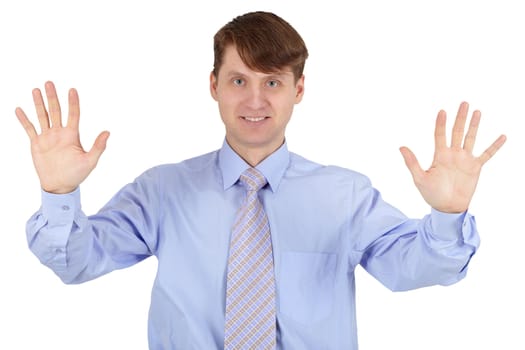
[225,70,293,79]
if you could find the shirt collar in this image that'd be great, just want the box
[218,139,290,193]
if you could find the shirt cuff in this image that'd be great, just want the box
[41,188,81,226]
[429,208,468,242]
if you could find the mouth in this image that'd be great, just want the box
[241,116,269,122]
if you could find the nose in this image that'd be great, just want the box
[244,84,269,109]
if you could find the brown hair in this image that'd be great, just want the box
[213,11,309,82]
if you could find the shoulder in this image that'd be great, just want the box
[136,150,219,184]
[288,152,371,187]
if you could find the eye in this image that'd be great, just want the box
[233,78,244,86]
[267,80,279,88]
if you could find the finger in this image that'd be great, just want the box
[32,87,50,131]
[434,110,447,150]
[451,101,469,149]
[463,109,481,153]
[399,146,424,182]
[478,134,507,165]
[15,107,38,140]
[67,88,80,129]
[44,81,62,128]
[87,131,110,165]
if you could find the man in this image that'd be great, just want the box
[16,11,506,350]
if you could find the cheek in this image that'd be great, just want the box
[274,96,297,115]
[215,92,233,109]
[217,95,240,121]
[218,89,242,106]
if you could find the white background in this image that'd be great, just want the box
[1,0,522,349]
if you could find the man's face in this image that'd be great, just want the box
[210,45,304,156]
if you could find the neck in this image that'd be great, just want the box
[226,138,284,167]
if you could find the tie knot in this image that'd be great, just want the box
[240,168,267,192]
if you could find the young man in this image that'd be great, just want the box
[16,11,506,350]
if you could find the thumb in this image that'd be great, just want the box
[399,146,423,180]
[88,131,110,164]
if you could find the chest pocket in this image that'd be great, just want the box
[278,251,337,325]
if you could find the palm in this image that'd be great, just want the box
[16,81,109,194]
[400,102,506,213]
[31,125,92,194]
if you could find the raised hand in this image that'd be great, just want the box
[16,81,110,194]
[399,102,506,213]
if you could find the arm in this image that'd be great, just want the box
[352,179,479,291]
[27,174,159,284]
[17,81,154,283]
[355,102,505,291]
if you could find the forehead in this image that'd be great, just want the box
[219,45,294,78]
[220,46,246,68]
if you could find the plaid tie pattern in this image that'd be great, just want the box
[224,168,276,350]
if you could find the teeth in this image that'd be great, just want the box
[243,116,266,122]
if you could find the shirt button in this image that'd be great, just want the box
[62,205,70,211]
[55,248,64,254]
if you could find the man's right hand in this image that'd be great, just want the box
[16,81,110,194]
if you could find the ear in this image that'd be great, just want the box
[294,74,305,104]
[209,71,218,101]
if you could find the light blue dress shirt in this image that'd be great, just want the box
[27,140,479,349]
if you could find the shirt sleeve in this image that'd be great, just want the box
[26,169,160,284]
[351,176,480,292]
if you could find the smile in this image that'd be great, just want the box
[241,116,268,122]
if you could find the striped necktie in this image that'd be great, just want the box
[224,167,276,349]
